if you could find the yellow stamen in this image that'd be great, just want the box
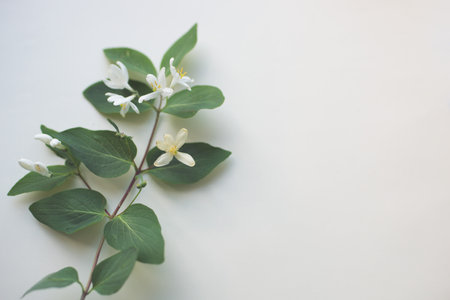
[177,67,187,78]
[168,145,178,155]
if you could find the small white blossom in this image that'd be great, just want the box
[138,67,174,103]
[18,158,51,177]
[169,57,194,91]
[103,61,134,92]
[34,134,66,150]
[154,128,195,167]
[105,93,139,118]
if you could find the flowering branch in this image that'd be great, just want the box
[10,24,231,299]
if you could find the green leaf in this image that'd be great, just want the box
[92,248,138,295]
[29,188,107,234]
[145,143,231,184]
[162,86,224,118]
[8,165,75,196]
[104,47,157,81]
[83,80,153,115]
[161,24,197,75]
[55,128,137,178]
[41,125,80,166]
[22,267,80,298]
[104,204,164,264]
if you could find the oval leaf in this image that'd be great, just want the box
[83,80,154,115]
[29,189,107,234]
[23,267,80,298]
[56,128,137,178]
[162,85,224,118]
[161,24,197,75]
[145,142,231,184]
[104,47,157,81]
[92,248,138,295]
[104,204,164,264]
[8,165,75,196]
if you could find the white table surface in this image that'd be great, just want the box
[1,0,450,299]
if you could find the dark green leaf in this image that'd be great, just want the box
[162,86,224,118]
[55,128,137,178]
[8,165,75,196]
[29,189,107,234]
[161,24,197,75]
[22,267,80,298]
[104,204,164,264]
[41,125,80,166]
[83,80,153,115]
[92,248,138,295]
[104,47,157,81]
[145,143,231,184]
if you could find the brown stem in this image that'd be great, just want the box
[80,103,162,298]
[78,173,92,190]
[138,110,161,170]
[80,237,105,300]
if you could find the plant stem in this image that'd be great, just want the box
[78,173,91,190]
[80,102,162,298]
[80,237,105,300]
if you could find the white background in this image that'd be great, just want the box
[1,0,450,299]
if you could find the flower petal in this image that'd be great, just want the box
[139,91,160,103]
[103,79,124,89]
[169,57,177,77]
[120,103,129,117]
[129,101,139,114]
[158,67,166,88]
[34,162,51,177]
[49,138,64,149]
[116,61,129,82]
[175,152,195,167]
[34,133,52,144]
[156,140,169,151]
[154,153,173,167]
[18,158,34,171]
[146,74,158,88]
[175,128,188,149]
[161,87,174,98]
[163,134,175,146]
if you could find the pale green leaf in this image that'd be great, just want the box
[162,86,224,118]
[161,24,197,75]
[55,128,137,178]
[29,188,107,234]
[104,204,164,264]
[22,267,80,298]
[145,143,231,184]
[8,165,75,196]
[92,248,138,295]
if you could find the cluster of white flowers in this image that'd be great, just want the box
[103,58,196,168]
[18,134,66,177]
[16,60,198,176]
[103,57,194,117]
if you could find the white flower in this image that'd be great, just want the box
[105,93,139,117]
[103,61,134,92]
[154,128,195,167]
[34,134,66,150]
[18,158,51,177]
[169,57,194,91]
[138,67,174,103]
